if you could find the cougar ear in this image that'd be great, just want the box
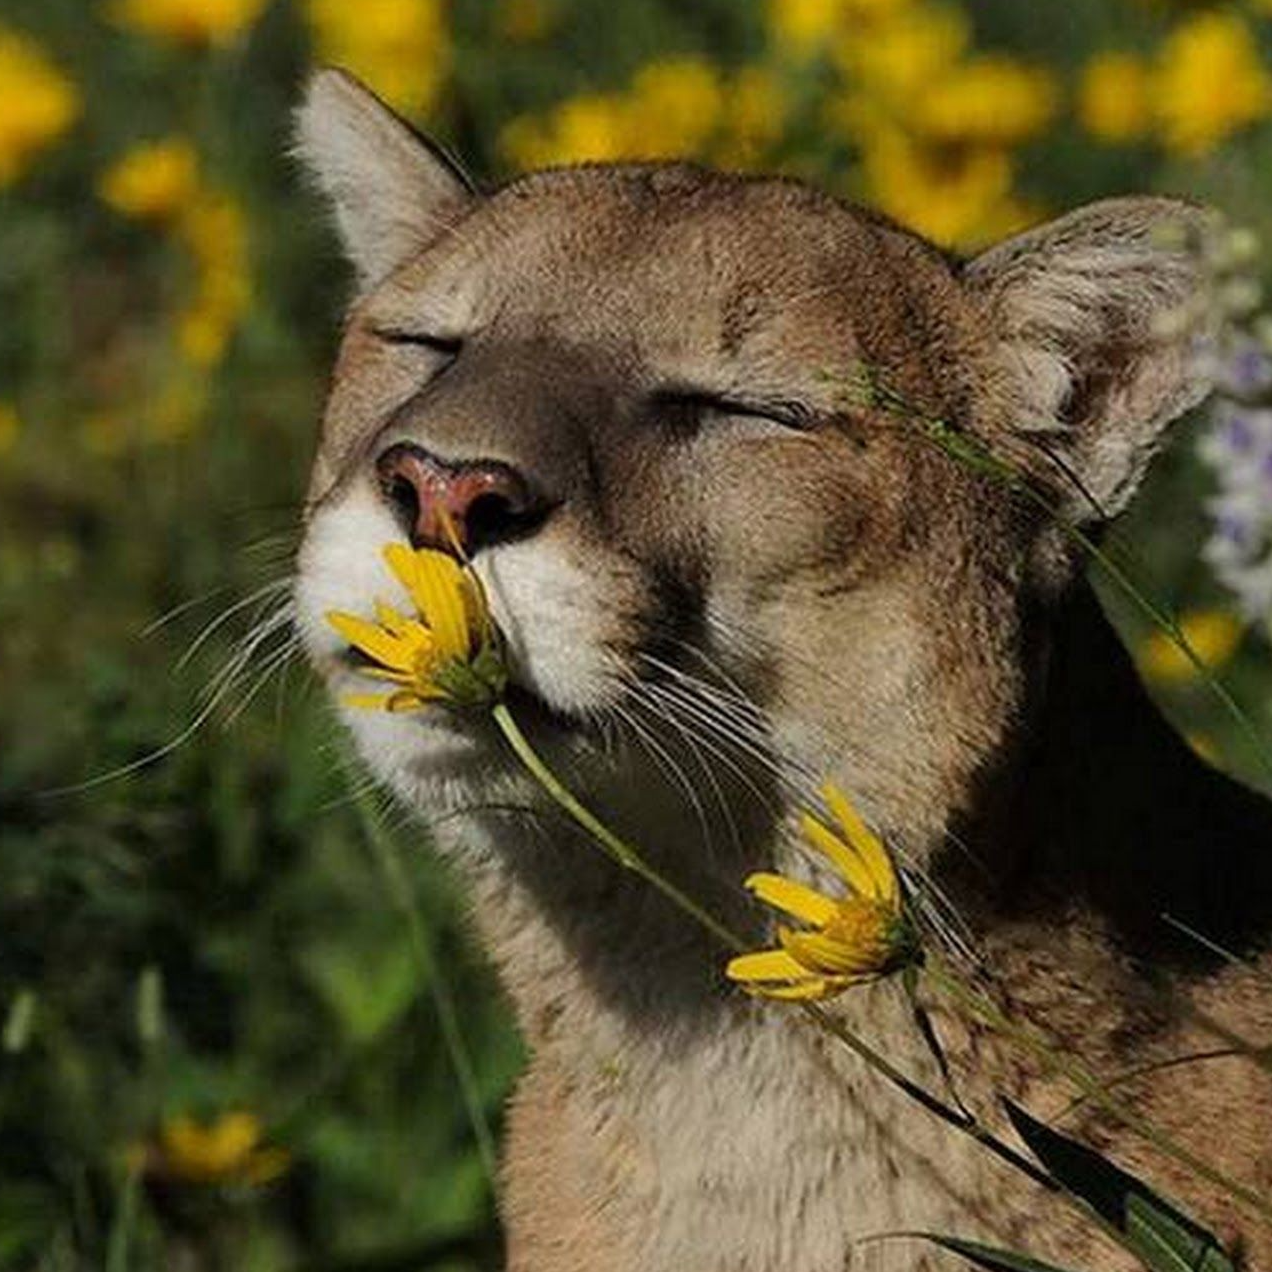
[293,67,474,289]
[965,197,1217,521]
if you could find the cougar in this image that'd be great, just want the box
[292,69,1272,1271]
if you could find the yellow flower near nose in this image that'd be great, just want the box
[327,543,505,711]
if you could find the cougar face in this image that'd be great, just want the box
[294,68,1209,859]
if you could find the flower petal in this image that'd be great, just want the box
[822,783,899,904]
[384,544,470,660]
[744,872,838,926]
[781,928,882,977]
[327,610,416,671]
[725,947,812,983]
[342,692,394,710]
[744,977,844,1001]
[799,811,879,899]
[374,599,413,635]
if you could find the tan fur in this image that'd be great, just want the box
[292,72,1272,1271]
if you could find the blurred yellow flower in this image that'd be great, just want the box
[768,0,911,55]
[910,55,1057,147]
[628,57,724,157]
[176,191,251,366]
[304,0,448,118]
[718,66,790,168]
[860,130,1032,248]
[501,57,725,168]
[833,5,969,103]
[1078,51,1152,144]
[0,403,20,454]
[1138,609,1243,684]
[108,0,268,47]
[0,26,79,188]
[155,1111,289,1186]
[501,94,630,168]
[99,137,199,222]
[1155,11,1272,158]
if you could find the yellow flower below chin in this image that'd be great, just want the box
[727,783,918,1001]
[328,543,505,711]
[0,26,80,188]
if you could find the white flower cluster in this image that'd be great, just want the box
[1197,229,1272,625]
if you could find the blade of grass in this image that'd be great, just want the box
[350,788,499,1191]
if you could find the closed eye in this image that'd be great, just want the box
[370,327,463,358]
[651,388,815,434]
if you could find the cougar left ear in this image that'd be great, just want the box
[965,197,1217,521]
[293,68,475,290]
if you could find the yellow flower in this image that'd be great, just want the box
[717,66,790,168]
[1078,51,1153,145]
[628,57,724,157]
[832,5,969,105]
[727,783,917,1001]
[0,26,79,188]
[175,191,251,366]
[155,1111,289,1186]
[304,0,448,118]
[327,543,505,711]
[1138,609,1243,685]
[99,137,199,222]
[501,57,725,168]
[108,0,268,47]
[0,403,19,455]
[1155,11,1272,158]
[910,55,1057,147]
[500,93,630,168]
[768,0,910,55]
[859,129,1026,248]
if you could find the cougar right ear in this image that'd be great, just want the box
[966,197,1216,522]
[293,67,474,290]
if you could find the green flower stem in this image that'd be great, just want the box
[491,702,742,950]
[491,695,1267,1244]
[490,702,1081,1204]
[352,789,499,1190]
[925,961,1272,1230]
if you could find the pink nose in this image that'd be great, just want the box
[375,442,546,556]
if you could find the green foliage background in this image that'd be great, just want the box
[3,2,1272,1269]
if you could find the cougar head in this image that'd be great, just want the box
[292,69,1211,860]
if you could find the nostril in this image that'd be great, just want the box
[374,441,553,555]
[466,490,521,553]
[383,472,421,539]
